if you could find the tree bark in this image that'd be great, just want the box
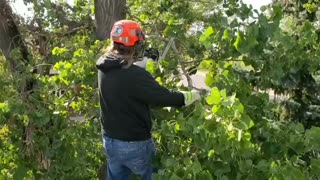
[94,0,126,40]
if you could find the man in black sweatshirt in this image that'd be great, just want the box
[96,19,200,180]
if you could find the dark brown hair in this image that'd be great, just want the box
[107,42,134,57]
[105,42,139,68]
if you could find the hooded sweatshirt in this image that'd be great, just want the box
[96,54,185,141]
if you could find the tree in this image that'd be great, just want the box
[1,0,320,179]
[0,0,125,179]
[268,0,320,127]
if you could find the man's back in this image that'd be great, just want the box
[96,55,184,141]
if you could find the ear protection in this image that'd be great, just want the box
[134,30,146,60]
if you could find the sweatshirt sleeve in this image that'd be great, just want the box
[130,69,185,107]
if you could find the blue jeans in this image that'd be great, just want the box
[103,136,156,180]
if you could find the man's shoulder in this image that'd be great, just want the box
[125,65,154,84]
[130,65,151,75]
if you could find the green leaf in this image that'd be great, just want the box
[44,0,51,8]
[156,77,163,85]
[65,63,72,70]
[235,115,254,130]
[74,48,85,57]
[208,149,215,158]
[200,26,214,44]
[281,165,305,180]
[221,94,235,107]
[199,34,207,43]
[196,171,213,180]
[311,159,320,176]
[305,127,320,150]
[91,6,95,14]
[146,60,156,74]
[220,89,227,99]
[168,17,175,25]
[292,123,305,134]
[163,158,176,168]
[203,41,212,49]
[59,47,66,54]
[204,26,214,37]
[0,101,9,113]
[199,60,215,69]
[256,159,268,172]
[169,174,182,180]
[239,159,252,173]
[233,101,244,114]
[211,105,220,113]
[175,123,181,131]
[233,31,243,52]
[13,165,28,180]
[52,47,59,55]
[206,87,221,105]
[260,5,267,12]
[223,29,230,40]
[191,159,202,173]
[205,72,214,86]
[243,132,251,141]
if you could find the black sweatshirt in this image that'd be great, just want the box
[96,55,185,141]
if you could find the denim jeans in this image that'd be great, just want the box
[103,136,156,180]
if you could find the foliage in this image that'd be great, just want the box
[1,0,320,179]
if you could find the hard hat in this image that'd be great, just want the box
[110,20,145,46]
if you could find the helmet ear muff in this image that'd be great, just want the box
[134,30,145,59]
[135,42,145,59]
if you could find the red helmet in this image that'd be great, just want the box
[110,20,145,46]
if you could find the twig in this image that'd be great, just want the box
[187,0,212,4]
[181,59,203,64]
[181,58,245,65]
[59,25,90,36]
[33,63,54,68]
[28,94,53,106]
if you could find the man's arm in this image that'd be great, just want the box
[130,69,200,107]
[131,69,184,107]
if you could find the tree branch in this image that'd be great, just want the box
[172,40,193,89]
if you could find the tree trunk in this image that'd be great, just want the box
[0,0,29,65]
[94,0,126,40]
[0,0,33,93]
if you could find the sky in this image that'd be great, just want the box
[10,0,272,20]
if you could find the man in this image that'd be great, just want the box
[96,19,200,180]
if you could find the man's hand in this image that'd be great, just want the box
[144,48,159,62]
[180,90,201,106]
[134,48,159,68]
